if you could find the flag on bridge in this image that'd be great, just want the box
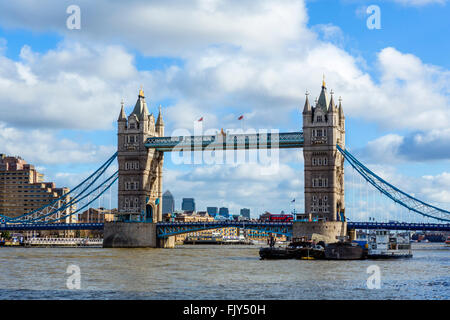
[198,117,203,121]
[291,199,295,203]
[238,115,244,120]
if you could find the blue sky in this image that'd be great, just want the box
[0,0,449,220]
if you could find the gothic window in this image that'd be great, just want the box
[124,198,129,208]
[324,158,328,165]
[317,116,323,123]
[318,158,322,165]
[125,161,139,170]
[127,135,138,143]
[317,129,322,137]
[312,158,317,166]
[129,123,136,129]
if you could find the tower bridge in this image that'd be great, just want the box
[2,79,450,247]
[103,79,349,247]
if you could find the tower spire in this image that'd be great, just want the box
[118,98,127,121]
[317,76,329,111]
[328,89,336,112]
[303,90,311,113]
[156,104,164,136]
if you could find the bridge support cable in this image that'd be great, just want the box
[17,171,118,224]
[39,172,118,224]
[1,153,118,223]
[337,145,450,222]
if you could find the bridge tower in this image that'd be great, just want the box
[295,78,347,243]
[104,88,168,248]
[116,88,164,223]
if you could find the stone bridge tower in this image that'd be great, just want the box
[116,88,164,223]
[295,78,346,243]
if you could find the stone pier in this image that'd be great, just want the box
[103,222,157,248]
[293,221,347,244]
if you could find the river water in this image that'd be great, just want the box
[0,243,448,300]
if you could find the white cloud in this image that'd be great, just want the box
[0,122,115,165]
[164,162,303,216]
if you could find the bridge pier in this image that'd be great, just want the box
[103,222,157,248]
[293,221,347,244]
[158,236,175,248]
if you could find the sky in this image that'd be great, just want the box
[0,0,449,220]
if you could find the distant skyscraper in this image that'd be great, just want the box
[207,207,218,217]
[219,207,229,217]
[162,190,175,214]
[240,208,250,219]
[182,198,196,212]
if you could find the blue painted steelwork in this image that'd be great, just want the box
[348,222,450,231]
[145,132,304,151]
[156,221,293,238]
[1,221,449,232]
[337,145,450,222]
[0,223,104,231]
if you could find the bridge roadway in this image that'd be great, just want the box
[1,221,450,235]
[144,132,304,151]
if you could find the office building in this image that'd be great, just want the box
[162,190,175,214]
[207,207,218,217]
[219,207,229,218]
[240,208,250,219]
[182,198,195,212]
[0,154,75,222]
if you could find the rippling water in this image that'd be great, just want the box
[0,243,448,300]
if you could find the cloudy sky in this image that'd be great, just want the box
[0,0,449,220]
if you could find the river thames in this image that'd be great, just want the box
[0,243,448,300]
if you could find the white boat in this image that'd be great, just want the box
[367,230,412,259]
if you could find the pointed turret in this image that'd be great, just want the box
[338,96,344,118]
[317,75,329,112]
[131,87,150,120]
[303,90,311,113]
[118,99,127,121]
[328,89,336,113]
[156,105,164,136]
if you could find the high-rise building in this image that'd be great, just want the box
[182,198,195,212]
[207,207,218,217]
[219,207,229,217]
[162,190,175,214]
[240,208,250,219]
[0,154,75,222]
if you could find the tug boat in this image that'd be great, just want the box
[367,230,412,259]
[323,241,366,260]
[259,238,325,260]
[445,236,450,246]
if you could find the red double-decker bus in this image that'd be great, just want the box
[268,214,294,222]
